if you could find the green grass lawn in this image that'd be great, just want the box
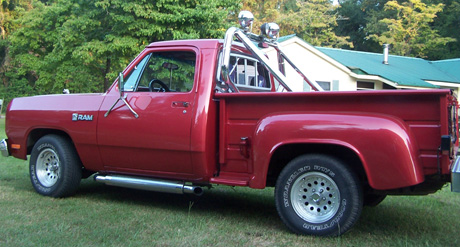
[1,118,459,246]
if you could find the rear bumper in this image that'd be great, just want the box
[0,139,9,157]
[452,156,460,192]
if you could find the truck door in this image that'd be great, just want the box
[97,48,197,176]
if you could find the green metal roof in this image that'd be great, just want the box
[431,59,460,81]
[276,35,460,88]
[277,34,297,43]
[317,47,448,88]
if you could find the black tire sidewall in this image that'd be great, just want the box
[29,135,81,197]
[275,154,362,236]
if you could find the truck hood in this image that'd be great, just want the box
[8,93,105,112]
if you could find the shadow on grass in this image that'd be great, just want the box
[76,178,454,240]
[0,164,280,229]
[3,170,455,241]
[351,197,457,245]
[75,178,284,230]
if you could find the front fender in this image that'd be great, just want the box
[250,112,424,190]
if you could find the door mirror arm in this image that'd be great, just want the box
[118,72,124,97]
[104,72,139,118]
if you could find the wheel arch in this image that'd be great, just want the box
[27,129,95,178]
[265,143,367,187]
[27,129,74,155]
[249,112,424,190]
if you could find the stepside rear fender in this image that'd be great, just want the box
[250,112,424,190]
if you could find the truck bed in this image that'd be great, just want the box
[215,89,457,190]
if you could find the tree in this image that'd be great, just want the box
[280,0,351,47]
[243,0,351,47]
[242,0,283,30]
[335,0,391,51]
[424,0,460,59]
[365,0,455,57]
[1,0,34,98]
[6,0,240,96]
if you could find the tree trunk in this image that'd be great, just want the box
[103,58,111,92]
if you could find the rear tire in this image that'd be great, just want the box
[275,154,363,236]
[29,135,82,197]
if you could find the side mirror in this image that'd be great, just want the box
[118,72,124,97]
[105,72,139,118]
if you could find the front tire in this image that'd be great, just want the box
[29,135,82,197]
[275,154,363,236]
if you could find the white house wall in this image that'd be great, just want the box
[426,80,460,96]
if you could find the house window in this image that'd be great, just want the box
[357,81,375,90]
[383,83,396,90]
[316,81,331,91]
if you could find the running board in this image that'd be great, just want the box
[94,174,204,196]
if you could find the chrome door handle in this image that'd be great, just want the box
[172,101,190,108]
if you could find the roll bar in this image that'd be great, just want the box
[218,11,323,92]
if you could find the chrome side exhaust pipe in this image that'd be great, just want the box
[94,174,204,196]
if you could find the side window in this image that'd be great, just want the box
[229,55,270,91]
[124,51,196,92]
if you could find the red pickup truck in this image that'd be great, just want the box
[2,11,460,236]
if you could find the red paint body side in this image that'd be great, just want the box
[4,39,457,193]
[6,94,105,170]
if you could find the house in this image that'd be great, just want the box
[263,35,460,95]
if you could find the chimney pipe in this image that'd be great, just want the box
[383,44,389,65]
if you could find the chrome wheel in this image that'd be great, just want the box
[290,172,340,224]
[36,148,60,187]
